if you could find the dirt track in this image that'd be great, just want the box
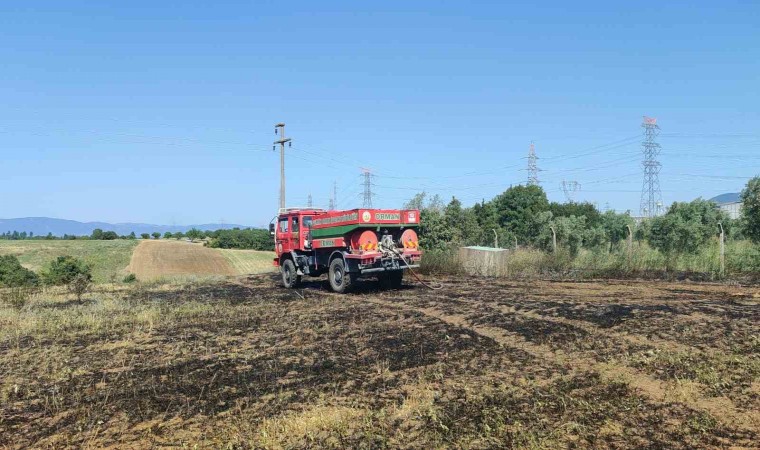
[126,240,236,279]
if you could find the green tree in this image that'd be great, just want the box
[648,199,727,255]
[601,210,635,246]
[101,231,118,240]
[163,232,173,239]
[140,233,150,240]
[492,185,550,246]
[549,202,602,227]
[151,232,161,240]
[42,256,92,286]
[91,228,104,240]
[0,255,39,287]
[741,176,760,243]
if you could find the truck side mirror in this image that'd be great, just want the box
[269,223,275,235]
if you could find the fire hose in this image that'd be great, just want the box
[379,235,444,290]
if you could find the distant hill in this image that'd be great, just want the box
[0,217,254,237]
[709,193,741,204]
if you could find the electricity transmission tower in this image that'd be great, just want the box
[307,194,313,208]
[273,123,292,210]
[527,142,540,186]
[639,116,663,218]
[329,181,337,210]
[561,180,581,203]
[361,169,374,208]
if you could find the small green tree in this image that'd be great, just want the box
[164,232,173,239]
[151,232,161,240]
[42,256,92,286]
[68,273,91,301]
[648,199,727,255]
[0,255,39,287]
[140,233,150,240]
[91,228,104,240]
[492,185,550,246]
[601,210,635,246]
[741,176,760,243]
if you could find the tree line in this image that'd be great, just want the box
[404,176,760,260]
[0,227,274,251]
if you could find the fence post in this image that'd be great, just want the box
[550,226,557,253]
[626,225,633,258]
[718,222,725,277]
[492,229,498,248]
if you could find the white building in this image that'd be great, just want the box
[710,193,743,220]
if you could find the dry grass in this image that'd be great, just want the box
[218,248,275,274]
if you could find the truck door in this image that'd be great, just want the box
[276,216,290,256]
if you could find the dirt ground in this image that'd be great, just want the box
[1,274,758,448]
[127,240,237,279]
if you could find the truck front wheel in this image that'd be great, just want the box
[329,258,353,293]
[281,259,300,288]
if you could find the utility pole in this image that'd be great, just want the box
[361,168,374,208]
[527,142,540,186]
[639,116,663,218]
[273,123,292,210]
[718,222,725,277]
[307,194,313,208]
[561,180,581,203]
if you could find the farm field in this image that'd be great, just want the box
[125,240,275,280]
[0,240,138,283]
[1,274,757,448]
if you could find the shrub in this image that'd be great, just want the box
[141,233,150,240]
[0,255,39,287]
[68,273,91,301]
[123,273,137,283]
[42,256,92,286]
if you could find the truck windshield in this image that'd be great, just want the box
[303,216,313,229]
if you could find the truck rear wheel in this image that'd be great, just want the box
[281,259,300,288]
[329,258,353,293]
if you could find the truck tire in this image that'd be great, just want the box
[379,270,403,290]
[329,258,353,293]
[281,259,300,288]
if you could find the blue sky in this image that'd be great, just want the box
[2,1,759,226]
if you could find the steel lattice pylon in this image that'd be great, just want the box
[527,142,540,186]
[639,116,663,218]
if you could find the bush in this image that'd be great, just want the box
[0,255,39,287]
[123,273,137,283]
[68,273,91,301]
[42,256,92,286]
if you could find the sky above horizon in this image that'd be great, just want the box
[2,1,759,226]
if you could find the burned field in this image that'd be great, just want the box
[1,275,758,448]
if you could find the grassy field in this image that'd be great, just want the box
[218,248,275,274]
[0,240,138,283]
[1,274,757,448]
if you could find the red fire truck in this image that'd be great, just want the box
[269,208,422,293]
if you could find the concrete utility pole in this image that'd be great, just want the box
[718,222,725,277]
[274,123,292,210]
[550,226,557,253]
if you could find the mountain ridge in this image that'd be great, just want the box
[0,217,256,237]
